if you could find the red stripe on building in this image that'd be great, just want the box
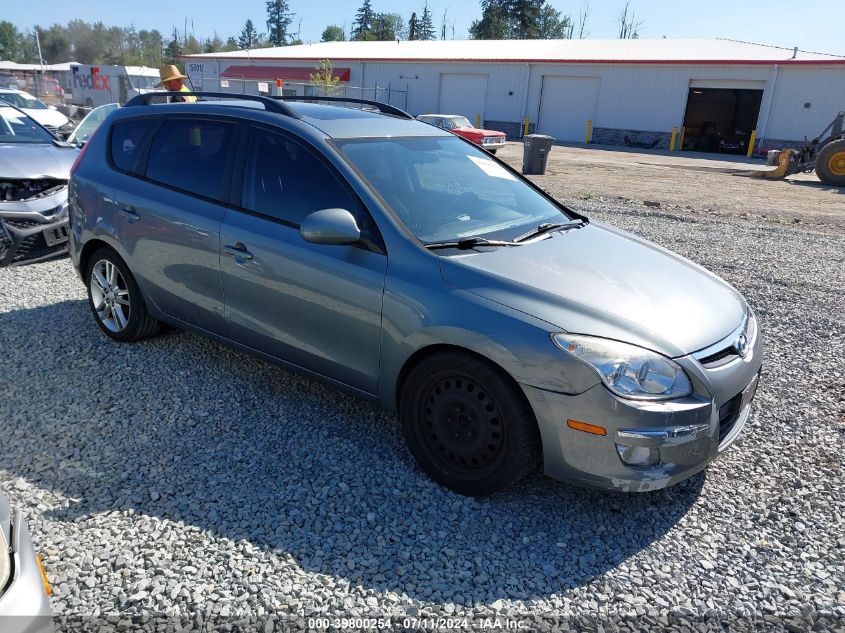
[220,65,351,81]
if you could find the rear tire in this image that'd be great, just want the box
[399,352,541,496]
[85,248,160,342]
[816,138,845,186]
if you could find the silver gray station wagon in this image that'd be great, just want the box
[68,93,762,496]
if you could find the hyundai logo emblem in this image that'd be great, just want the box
[735,334,749,358]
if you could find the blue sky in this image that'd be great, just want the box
[6,0,844,56]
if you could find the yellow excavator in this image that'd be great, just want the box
[758,112,845,185]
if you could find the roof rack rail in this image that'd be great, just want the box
[124,92,300,118]
[276,95,413,120]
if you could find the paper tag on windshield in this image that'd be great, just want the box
[468,155,516,181]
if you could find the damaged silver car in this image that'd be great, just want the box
[0,103,78,266]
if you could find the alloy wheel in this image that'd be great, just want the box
[90,259,131,332]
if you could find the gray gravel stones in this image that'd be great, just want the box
[1,201,844,631]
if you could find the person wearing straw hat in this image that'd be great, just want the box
[156,64,197,103]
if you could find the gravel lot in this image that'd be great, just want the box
[1,199,844,632]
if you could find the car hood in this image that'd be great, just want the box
[438,222,747,357]
[0,143,78,179]
[457,127,505,138]
[23,107,70,128]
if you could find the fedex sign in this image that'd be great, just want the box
[71,67,110,91]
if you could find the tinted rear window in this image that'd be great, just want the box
[145,118,236,200]
[110,118,158,173]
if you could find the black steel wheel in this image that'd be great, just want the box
[400,351,541,496]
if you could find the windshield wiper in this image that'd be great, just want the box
[514,220,587,243]
[424,236,520,251]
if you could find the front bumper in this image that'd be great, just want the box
[0,511,54,633]
[479,138,507,151]
[0,197,69,267]
[523,328,763,492]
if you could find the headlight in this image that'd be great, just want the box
[552,334,692,401]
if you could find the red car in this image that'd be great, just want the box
[417,114,507,153]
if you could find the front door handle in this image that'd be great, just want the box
[223,243,254,260]
[119,206,140,221]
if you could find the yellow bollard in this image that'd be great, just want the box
[523,116,530,137]
[476,113,481,128]
[678,126,686,151]
[669,127,678,151]
[746,129,757,157]
[585,119,593,144]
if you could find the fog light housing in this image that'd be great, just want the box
[616,445,660,466]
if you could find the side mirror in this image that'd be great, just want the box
[300,208,361,246]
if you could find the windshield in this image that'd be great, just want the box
[0,92,47,110]
[130,75,159,90]
[338,136,568,243]
[0,105,55,143]
[449,117,472,128]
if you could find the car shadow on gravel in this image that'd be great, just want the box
[1,299,705,605]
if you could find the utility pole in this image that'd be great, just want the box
[34,28,45,96]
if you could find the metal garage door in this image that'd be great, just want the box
[439,74,488,122]
[538,76,600,142]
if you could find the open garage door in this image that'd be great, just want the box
[439,74,488,122]
[538,76,600,142]
[682,87,763,154]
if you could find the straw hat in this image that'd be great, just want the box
[156,64,188,87]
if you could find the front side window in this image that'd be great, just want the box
[145,118,236,200]
[337,136,568,243]
[241,127,356,226]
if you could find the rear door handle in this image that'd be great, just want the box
[223,243,254,260]
[119,206,140,221]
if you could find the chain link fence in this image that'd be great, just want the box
[187,77,409,111]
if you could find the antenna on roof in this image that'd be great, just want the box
[792,46,798,59]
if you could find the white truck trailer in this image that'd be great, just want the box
[70,64,160,107]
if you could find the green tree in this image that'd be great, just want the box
[352,0,376,40]
[0,21,22,61]
[469,0,510,39]
[321,25,345,42]
[36,24,71,63]
[163,27,182,64]
[470,0,571,39]
[419,2,436,40]
[309,58,342,96]
[137,29,163,66]
[266,0,293,46]
[237,19,261,49]
[538,4,573,38]
[372,13,406,40]
[407,12,419,40]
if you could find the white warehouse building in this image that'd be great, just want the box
[183,38,845,154]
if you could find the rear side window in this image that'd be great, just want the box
[145,118,237,200]
[110,118,157,174]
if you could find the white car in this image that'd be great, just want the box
[0,89,73,137]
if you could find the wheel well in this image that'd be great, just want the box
[79,239,114,277]
[395,344,531,414]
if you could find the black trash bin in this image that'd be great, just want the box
[522,134,555,175]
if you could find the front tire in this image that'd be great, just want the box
[85,248,160,342]
[400,352,541,496]
[816,138,845,186]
